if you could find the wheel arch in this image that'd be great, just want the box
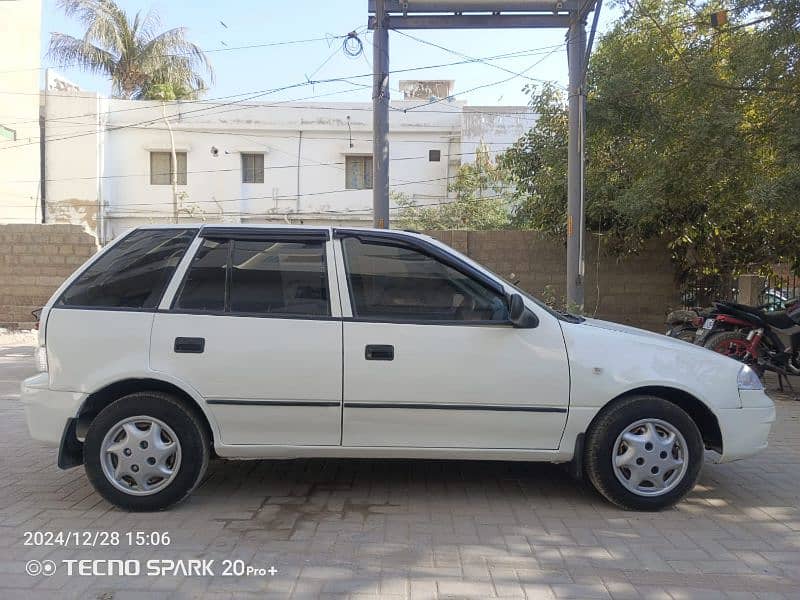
[76,378,216,451]
[591,386,723,454]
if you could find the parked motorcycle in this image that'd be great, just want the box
[697,299,800,379]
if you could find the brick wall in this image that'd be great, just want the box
[0,225,677,332]
[0,224,98,329]
[426,230,678,332]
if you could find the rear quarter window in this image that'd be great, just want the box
[57,228,197,310]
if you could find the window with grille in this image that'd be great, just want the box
[150,152,187,185]
[345,155,373,190]
[241,153,265,183]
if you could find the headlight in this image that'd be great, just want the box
[737,365,763,390]
[35,346,48,373]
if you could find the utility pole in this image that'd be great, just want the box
[367,1,600,280]
[160,101,179,224]
[372,0,390,229]
[566,12,587,311]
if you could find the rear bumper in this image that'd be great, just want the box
[714,390,776,463]
[21,373,85,446]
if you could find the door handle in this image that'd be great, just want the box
[365,344,394,361]
[174,337,205,354]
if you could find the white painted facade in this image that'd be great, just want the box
[42,85,534,242]
[0,0,43,224]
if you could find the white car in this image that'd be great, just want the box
[22,225,775,511]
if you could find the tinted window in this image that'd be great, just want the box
[342,238,508,322]
[230,240,329,316]
[58,229,196,309]
[174,238,329,316]
[174,239,228,311]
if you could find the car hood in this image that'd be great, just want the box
[579,317,725,357]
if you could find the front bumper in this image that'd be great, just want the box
[713,389,776,463]
[21,373,86,446]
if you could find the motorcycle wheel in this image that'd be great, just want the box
[704,331,752,362]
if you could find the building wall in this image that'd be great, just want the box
[43,93,537,242]
[427,230,678,332]
[0,0,43,224]
[44,96,474,241]
[0,224,98,329]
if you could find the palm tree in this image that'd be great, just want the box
[48,0,213,100]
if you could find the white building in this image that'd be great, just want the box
[0,0,43,224]
[41,80,536,242]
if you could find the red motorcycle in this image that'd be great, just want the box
[696,299,800,382]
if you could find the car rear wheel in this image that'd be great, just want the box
[84,392,209,511]
[584,395,703,511]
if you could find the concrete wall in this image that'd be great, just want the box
[427,230,678,332]
[0,224,98,329]
[0,0,43,225]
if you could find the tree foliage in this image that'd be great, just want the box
[395,145,513,230]
[48,0,213,100]
[500,0,800,279]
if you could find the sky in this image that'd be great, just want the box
[39,0,619,107]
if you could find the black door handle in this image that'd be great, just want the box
[174,337,205,353]
[365,344,394,361]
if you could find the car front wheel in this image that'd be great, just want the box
[84,392,209,511]
[584,395,703,511]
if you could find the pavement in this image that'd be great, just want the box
[0,335,798,599]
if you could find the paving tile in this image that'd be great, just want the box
[0,345,798,599]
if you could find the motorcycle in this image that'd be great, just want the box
[697,298,800,382]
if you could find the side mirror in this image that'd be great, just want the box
[508,293,539,329]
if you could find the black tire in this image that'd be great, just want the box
[84,391,210,511]
[584,395,703,511]
[669,326,698,343]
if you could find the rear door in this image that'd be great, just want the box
[150,228,342,446]
[336,231,570,450]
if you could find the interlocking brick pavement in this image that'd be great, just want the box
[1,340,798,599]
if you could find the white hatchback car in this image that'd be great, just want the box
[22,225,775,511]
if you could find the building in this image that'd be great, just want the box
[0,0,43,225]
[41,79,536,242]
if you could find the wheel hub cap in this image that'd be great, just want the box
[100,416,181,496]
[612,418,688,497]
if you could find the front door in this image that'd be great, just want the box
[337,233,570,450]
[150,229,342,446]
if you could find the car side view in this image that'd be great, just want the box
[22,225,776,511]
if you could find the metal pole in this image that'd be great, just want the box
[372,0,390,228]
[566,12,586,310]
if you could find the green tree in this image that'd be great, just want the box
[500,0,800,280]
[48,0,213,100]
[395,145,513,230]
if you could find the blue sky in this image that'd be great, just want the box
[41,0,618,106]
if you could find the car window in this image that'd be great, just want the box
[57,228,197,310]
[174,239,228,312]
[342,237,508,322]
[174,237,330,316]
[230,240,329,316]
